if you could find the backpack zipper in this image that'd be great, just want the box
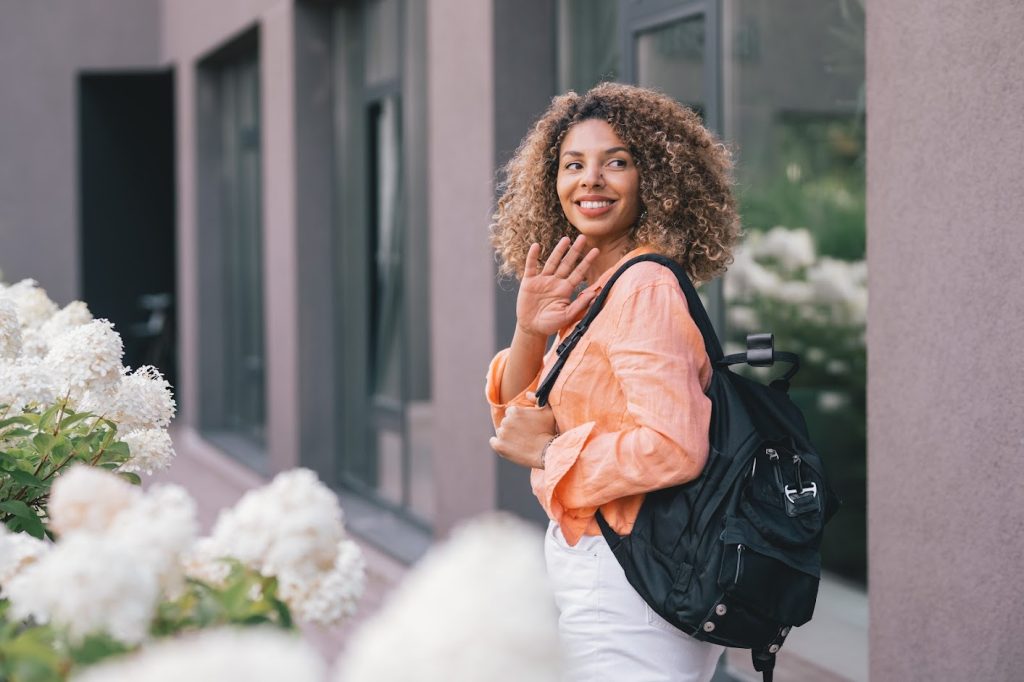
[735,544,745,584]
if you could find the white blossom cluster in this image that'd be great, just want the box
[71,628,328,682]
[724,226,868,328]
[0,525,50,587]
[335,513,562,682]
[3,466,198,644]
[0,278,177,474]
[184,468,366,627]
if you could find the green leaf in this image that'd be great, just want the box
[31,433,55,457]
[0,415,35,430]
[37,404,62,432]
[0,500,35,520]
[69,633,132,666]
[119,472,142,486]
[105,441,130,459]
[56,411,93,430]
[5,469,48,490]
[49,436,71,460]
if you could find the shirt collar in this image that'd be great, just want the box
[581,244,661,297]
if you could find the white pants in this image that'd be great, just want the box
[545,521,723,682]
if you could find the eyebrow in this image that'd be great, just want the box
[561,146,632,158]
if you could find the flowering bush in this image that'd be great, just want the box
[0,279,177,538]
[0,272,560,681]
[0,467,366,680]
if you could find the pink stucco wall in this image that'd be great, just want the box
[867,1,1024,678]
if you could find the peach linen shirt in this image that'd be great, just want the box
[486,246,713,547]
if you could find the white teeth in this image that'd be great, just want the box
[580,201,612,209]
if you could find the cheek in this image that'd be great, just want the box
[555,176,574,210]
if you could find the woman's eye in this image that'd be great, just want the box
[608,158,628,168]
[565,161,583,170]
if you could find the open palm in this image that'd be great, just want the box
[517,236,600,337]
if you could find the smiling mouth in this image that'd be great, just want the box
[576,199,615,209]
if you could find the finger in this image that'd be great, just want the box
[489,437,505,456]
[541,237,571,276]
[523,243,541,278]
[567,247,601,288]
[554,235,589,278]
[525,391,537,403]
[564,288,598,319]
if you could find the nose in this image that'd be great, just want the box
[580,164,604,188]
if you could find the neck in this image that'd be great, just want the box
[585,233,638,284]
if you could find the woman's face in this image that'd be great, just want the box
[556,119,641,250]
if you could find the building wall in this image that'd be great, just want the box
[162,0,302,475]
[0,0,161,303]
[426,0,498,533]
[867,1,1024,679]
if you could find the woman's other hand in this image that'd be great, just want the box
[489,395,558,469]
[516,236,600,338]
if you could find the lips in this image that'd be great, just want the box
[574,195,616,218]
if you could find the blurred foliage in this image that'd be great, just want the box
[730,112,866,583]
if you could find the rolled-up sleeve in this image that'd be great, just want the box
[484,348,544,428]
[539,281,712,541]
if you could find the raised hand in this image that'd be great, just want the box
[517,235,600,338]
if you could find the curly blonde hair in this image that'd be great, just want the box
[491,82,741,285]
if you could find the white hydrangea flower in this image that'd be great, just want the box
[44,318,124,395]
[808,257,863,305]
[82,365,175,431]
[108,483,198,593]
[0,298,22,360]
[0,358,62,409]
[724,248,781,300]
[750,226,817,272]
[207,469,345,579]
[182,537,233,587]
[278,538,365,626]
[48,465,142,537]
[772,280,814,305]
[18,327,50,359]
[0,279,58,330]
[334,513,561,682]
[0,526,50,589]
[5,533,160,644]
[71,628,328,682]
[726,304,759,332]
[39,300,93,339]
[120,428,176,475]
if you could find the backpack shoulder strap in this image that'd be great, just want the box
[535,254,724,407]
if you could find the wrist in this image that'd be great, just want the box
[538,433,558,470]
[515,323,547,342]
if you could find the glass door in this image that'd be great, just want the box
[621,0,726,338]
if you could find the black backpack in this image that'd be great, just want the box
[535,254,840,682]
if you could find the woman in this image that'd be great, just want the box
[486,83,741,680]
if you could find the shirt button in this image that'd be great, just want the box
[715,604,727,616]
[703,621,716,632]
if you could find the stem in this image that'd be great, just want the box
[52,389,71,436]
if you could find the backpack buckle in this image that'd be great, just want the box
[785,482,817,502]
[784,483,820,516]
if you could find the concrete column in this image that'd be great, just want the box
[260,3,302,474]
[867,1,1024,679]
[427,0,497,534]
